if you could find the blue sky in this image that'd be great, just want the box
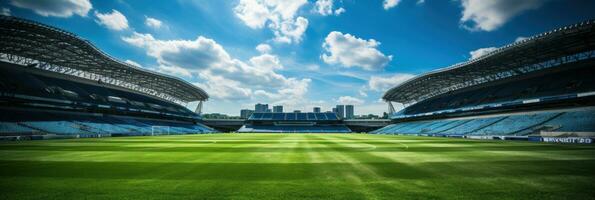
[2,0,595,115]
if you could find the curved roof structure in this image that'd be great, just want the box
[384,19,595,104]
[0,16,208,104]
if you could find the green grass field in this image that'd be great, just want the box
[1,134,594,199]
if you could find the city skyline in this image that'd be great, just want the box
[238,102,360,118]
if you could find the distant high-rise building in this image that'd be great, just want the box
[240,109,254,119]
[255,103,269,113]
[273,105,283,113]
[313,107,321,113]
[345,105,354,119]
[335,105,345,119]
[332,107,337,113]
[293,110,301,113]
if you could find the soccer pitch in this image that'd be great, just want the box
[1,134,594,199]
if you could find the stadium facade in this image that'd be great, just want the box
[372,19,595,143]
[0,16,215,140]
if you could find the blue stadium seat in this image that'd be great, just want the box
[472,112,561,136]
[442,117,505,135]
[542,110,595,132]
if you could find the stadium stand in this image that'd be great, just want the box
[0,16,214,140]
[238,112,351,133]
[373,19,595,143]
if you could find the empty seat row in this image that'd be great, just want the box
[373,109,595,136]
[0,108,215,136]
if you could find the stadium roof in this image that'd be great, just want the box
[383,19,595,104]
[0,16,208,104]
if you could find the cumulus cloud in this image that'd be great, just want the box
[124,60,142,68]
[460,0,546,31]
[383,0,401,10]
[145,16,163,29]
[368,74,415,92]
[314,0,345,16]
[271,16,308,44]
[10,0,92,17]
[158,65,192,78]
[194,73,253,100]
[255,43,272,54]
[121,32,311,103]
[249,54,283,70]
[469,47,498,60]
[234,0,309,44]
[234,0,271,29]
[322,31,393,71]
[337,96,364,105]
[1,8,10,16]
[95,9,128,31]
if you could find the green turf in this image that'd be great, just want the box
[1,134,594,199]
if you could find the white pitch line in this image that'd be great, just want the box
[359,143,377,151]
[396,141,409,150]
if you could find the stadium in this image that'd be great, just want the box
[1,13,595,200]
[372,19,595,143]
[0,16,214,139]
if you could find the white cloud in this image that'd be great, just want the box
[383,0,401,10]
[234,0,309,44]
[234,0,271,29]
[460,0,545,31]
[314,0,345,16]
[337,96,364,105]
[469,47,498,60]
[255,43,272,54]
[158,65,192,78]
[249,54,283,70]
[145,16,163,29]
[10,0,91,17]
[122,32,311,103]
[368,74,415,92]
[124,60,142,68]
[322,31,393,71]
[194,73,253,100]
[515,36,529,43]
[305,64,320,71]
[1,8,10,16]
[95,9,129,31]
[314,0,333,15]
[358,88,368,97]
[271,16,309,44]
[122,32,233,71]
[334,7,345,15]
